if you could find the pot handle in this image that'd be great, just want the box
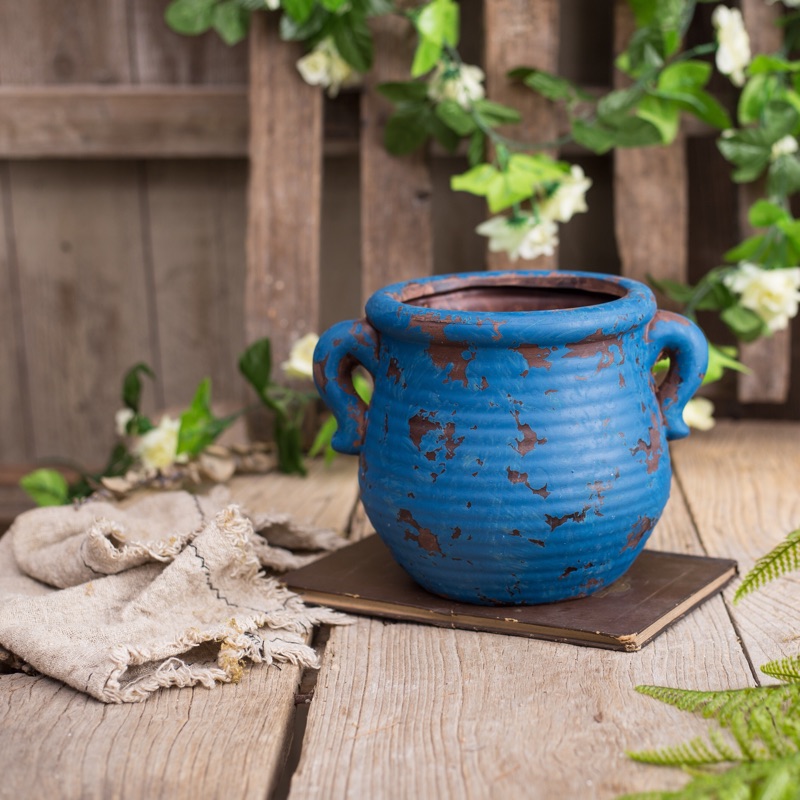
[646,310,708,441]
[313,318,380,455]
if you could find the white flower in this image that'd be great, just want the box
[115,408,134,437]
[683,398,716,431]
[265,0,280,8]
[282,332,320,380]
[771,135,799,161]
[476,215,559,262]
[712,6,751,87]
[723,262,800,332]
[428,62,485,110]
[296,39,358,98]
[135,416,181,471]
[540,165,592,223]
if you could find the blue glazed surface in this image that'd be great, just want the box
[314,270,707,605]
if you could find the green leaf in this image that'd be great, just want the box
[20,469,70,507]
[320,0,348,9]
[658,60,711,90]
[282,0,315,23]
[434,99,475,135]
[659,87,731,130]
[239,338,273,398]
[467,129,485,167]
[451,163,499,195]
[164,0,215,35]
[177,378,236,457]
[636,94,680,144]
[102,442,136,479]
[522,69,576,102]
[748,54,800,75]
[627,0,658,26]
[721,304,767,340]
[410,36,441,78]
[384,105,431,155]
[777,218,800,252]
[332,11,372,72]
[763,101,800,142]
[648,275,696,304]
[274,420,307,475]
[597,85,646,124]
[738,74,781,125]
[705,342,748,384]
[768,155,800,196]
[724,233,765,262]
[472,99,521,126]
[749,199,790,228]
[308,414,338,460]
[570,119,616,154]
[212,1,250,44]
[735,528,800,603]
[279,5,331,40]
[718,130,771,183]
[377,81,430,103]
[415,0,459,47]
[427,111,460,152]
[122,363,155,413]
[612,116,663,148]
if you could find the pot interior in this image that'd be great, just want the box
[406,282,623,313]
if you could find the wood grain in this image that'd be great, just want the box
[0,87,249,158]
[736,1,791,404]
[613,0,687,286]
[10,161,156,465]
[671,421,800,682]
[360,13,433,301]
[484,0,560,271]
[245,14,322,367]
[146,160,248,409]
[289,477,754,799]
[0,458,359,800]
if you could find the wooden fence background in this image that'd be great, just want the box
[0,0,798,472]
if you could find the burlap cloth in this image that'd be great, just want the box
[0,489,351,703]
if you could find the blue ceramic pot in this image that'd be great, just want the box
[314,270,707,605]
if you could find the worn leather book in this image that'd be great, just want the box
[284,535,737,651]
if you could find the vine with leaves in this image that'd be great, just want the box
[167,0,800,429]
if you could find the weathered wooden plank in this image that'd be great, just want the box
[146,159,249,408]
[0,0,130,85]
[484,0,560,271]
[613,1,688,286]
[245,14,322,366]
[289,477,753,799]
[671,421,800,682]
[0,87,249,158]
[10,161,156,466]
[0,458,359,800]
[737,1,790,404]
[360,14,433,301]
[128,0,248,85]
[0,165,32,462]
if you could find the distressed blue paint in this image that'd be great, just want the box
[314,271,708,605]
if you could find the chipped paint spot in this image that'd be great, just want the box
[451,527,462,539]
[398,509,442,555]
[544,506,591,531]
[387,357,403,384]
[513,344,553,371]
[622,516,654,552]
[565,329,626,372]
[528,538,545,547]
[511,409,546,456]
[480,376,489,390]
[544,388,558,395]
[510,529,521,537]
[506,467,550,498]
[629,411,662,474]
[409,410,440,451]
[619,372,626,388]
[560,566,578,579]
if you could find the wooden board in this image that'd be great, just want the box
[671,421,800,682]
[0,458,359,800]
[287,476,755,799]
[10,160,156,465]
[245,14,322,366]
[360,12,433,301]
[146,160,248,410]
[613,0,688,287]
[736,0,791,404]
[0,87,249,158]
[483,0,560,271]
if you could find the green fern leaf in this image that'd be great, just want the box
[629,735,735,767]
[762,655,800,685]
[734,528,800,604]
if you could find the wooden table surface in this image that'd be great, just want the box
[0,420,798,799]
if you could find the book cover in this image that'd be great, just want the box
[284,535,737,651]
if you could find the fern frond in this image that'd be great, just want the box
[762,655,800,685]
[734,528,800,604]
[629,735,737,767]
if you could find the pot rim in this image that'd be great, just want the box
[365,270,657,345]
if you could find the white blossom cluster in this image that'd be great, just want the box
[296,38,359,97]
[724,262,800,333]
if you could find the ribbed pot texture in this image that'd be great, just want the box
[314,271,708,605]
